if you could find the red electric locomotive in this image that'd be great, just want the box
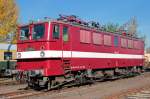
[16,15,144,89]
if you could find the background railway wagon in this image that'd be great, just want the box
[0,43,16,75]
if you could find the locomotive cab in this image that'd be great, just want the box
[17,20,71,89]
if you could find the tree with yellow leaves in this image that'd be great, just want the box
[0,0,18,43]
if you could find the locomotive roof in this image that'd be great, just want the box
[19,18,143,41]
[51,20,144,41]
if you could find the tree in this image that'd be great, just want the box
[102,23,119,33]
[146,47,150,53]
[0,0,18,43]
[127,17,137,37]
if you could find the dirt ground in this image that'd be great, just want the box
[1,73,150,99]
[0,84,27,94]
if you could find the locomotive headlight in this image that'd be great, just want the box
[40,51,45,57]
[17,53,21,58]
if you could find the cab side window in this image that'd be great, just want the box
[53,25,59,39]
[63,26,69,41]
[20,26,29,40]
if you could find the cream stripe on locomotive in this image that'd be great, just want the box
[17,50,144,59]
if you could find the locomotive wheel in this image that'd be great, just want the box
[74,72,88,86]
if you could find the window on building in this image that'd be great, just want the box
[4,52,12,60]
[121,38,127,48]
[104,35,111,46]
[20,26,29,40]
[63,26,69,41]
[93,32,102,45]
[53,25,59,39]
[80,30,91,43]
[114,36,119,47]
[32,24,45,40]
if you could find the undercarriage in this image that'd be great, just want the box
[19,66,143,91]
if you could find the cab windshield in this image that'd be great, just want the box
[32,24,45,40]
[20,26,29,40]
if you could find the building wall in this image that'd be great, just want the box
[0,50,16,61]
[145,53,150,67]
[145,53,150,62]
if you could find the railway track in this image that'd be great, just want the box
[101,72,150,99]
[0,89,43,99]
[103,84,150,99]
[126,90,150,99]
[0,78,25,86]
[0,72,143,99]
[1,71,149,99]
[0,78,10,81]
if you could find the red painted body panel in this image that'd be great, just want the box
[17,20,144,76]
[70,58,144,71]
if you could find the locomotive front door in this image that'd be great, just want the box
[51,23,72,74]
[61,25,72,72]
[62,26,71,54]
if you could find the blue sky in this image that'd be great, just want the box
[16,0,150,47]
